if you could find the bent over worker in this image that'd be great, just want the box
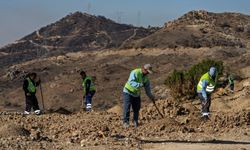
[80,71,96,112]
[197,67,216,119]
[123,64,155,128]
[23,72,41,115]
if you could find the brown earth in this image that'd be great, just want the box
[0,47,250,149]
[0,77,249,149]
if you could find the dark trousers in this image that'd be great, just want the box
[198,93,211,113]
[25,95,40,112]
[123,92,141,124]
[230,84,234,91]
[84,91,95,108]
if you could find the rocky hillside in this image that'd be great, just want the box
[2,10,250,68]
[126,10,250,49]
[0,12,156,68]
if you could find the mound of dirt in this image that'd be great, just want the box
[0,123,30,137]
[107,105,122,115]
[50,107,72,115]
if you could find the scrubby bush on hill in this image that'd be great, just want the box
[165,59,224,100]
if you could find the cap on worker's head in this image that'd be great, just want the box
[229,74,234,79]
[29,72,37,77]
[209,67,216,77]
[144,64,153,74]
[80,70,86,76]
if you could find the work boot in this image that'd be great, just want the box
[201,112,210,121]
[86,108,91,112]
[34,110,41,115]
[23,111,30,116]
[201,115,209,121]
[123,122,129,128]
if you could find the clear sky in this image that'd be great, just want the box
[0,0,250,47]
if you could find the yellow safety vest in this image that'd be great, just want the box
[197,72,215,93]
[27,78,36,93]
[124,68,149,95]
[82,76,95,94]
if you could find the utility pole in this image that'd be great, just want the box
[87,2,91,13]
[43,30,49,57]
[116,11,123,24]
[137,11,141,27]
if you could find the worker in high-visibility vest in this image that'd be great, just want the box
[23,72,41,115]
[123,64,155,128]
[197,67,216,119]
[228,74,234,93]
[80,71,96,112]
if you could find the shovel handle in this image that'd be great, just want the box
[152,101,164,118]
[39,83,45,112]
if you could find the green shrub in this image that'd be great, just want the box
[165,59,223,100]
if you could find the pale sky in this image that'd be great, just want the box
[0,0,250,47]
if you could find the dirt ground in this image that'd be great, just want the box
[0,77,249,149]
[0,47,250,149]
[143,143,250,150]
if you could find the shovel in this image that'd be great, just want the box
[151,99,164,118]
[39,82,45,113]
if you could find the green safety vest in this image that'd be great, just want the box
[197,72,215,93]
[82,76,95,94]
[125,68,149,95]
[27,78,36,93]
[228,76,234,85]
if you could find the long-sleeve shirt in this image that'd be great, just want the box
[198,79,209,100]
[123,71,154,99]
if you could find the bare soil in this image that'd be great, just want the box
[0,47,250,149]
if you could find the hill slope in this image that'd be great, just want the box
[126,10,250,49]
[2,10,250,68]
[0,12,156,68]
